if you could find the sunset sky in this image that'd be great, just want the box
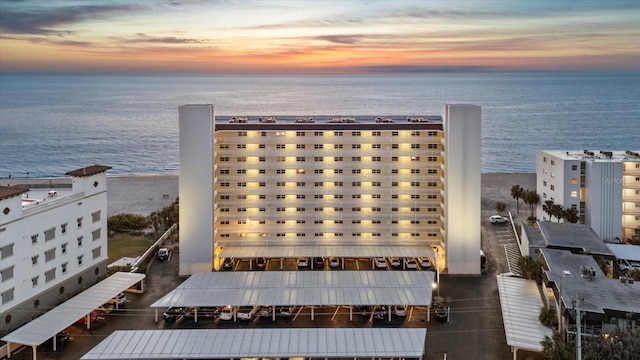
[1,0,639,73]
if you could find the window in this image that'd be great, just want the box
[77,255,84,266]
[372,144,381,149]
[413,182,422,187]
[427,181,437,187]
[315,195,324,199]
[334,169,343,174]
[411,169,420,174]
[92,247,101,259]
[237,169,246,174]
[237,156,246,162]
[392,169,398,174]
[238,131,247,137]
[45,248,55,262]
[550,185,555,190]
[428,169,437,174]
[237,182,246,187]
[237,144,246,149]
[392,182,398,186]
[296,207,305,212]
[572,165,578,171]
[220,182,229,187]
[334,144,343,149]
[32,276,38,287]
[411,208,420,212]
[392,144,399,149]
[44,227,55,241]
[277,182,286,186]
[77,236,83,247]
[352,182,361,187]
[550,160,555,165]
[334,156,343,161]
[334,181,343,186]
[296,182,306,186]
[92,229,101,241]
[1,266,14,282]
[220,208,230,212]
[411,194,420,199]
[372,131,381,136]
[314,156,324,162]
[220,169,229,175]
[428,143,438,149]
[61,223,67,235]
[315,144,323,149]
[220,156,229,162]
[392,157,398,161]
[427,194,437,199]
[352,169,361,174]
[219,144,229,149]
[277,207,285,212]
[334,131,343,136]
[92,211,101,223]
[259,157,266,162]
[297,194,305,199]
[276,144,285,149]
[352,157,361,161]
[372,156,381,162]
[372,207,381,212]
[296,156,305,162]
[220,220,229,225]
[427,207,438,212]
[296,131,305,137]
[0,243,13,259]
[297,220,306,224]
[334,207,343,211]
[411,144,420,149]
[352,131,361,136]
[352,144,361,149]
[412,156,421,161]
[277,194,286,199]
[543,180,547,186]
[543,157,547,163]
[77,217,83,228]
[1,288,14,305]
[352,194,361,199]
[238,208,247,212]
[428,131,438,136]
[314,131,323,136]
[32,255,39,266]
[315,182,324,186]
[61,262,68,274]
[372,169,380,174]
[392,131,399,136]
[427,156,437,162]
[259,144,266,149]
[372,181,381,187]
[372,194,380,199]
[45,268,55,283]
[571,178,578,184]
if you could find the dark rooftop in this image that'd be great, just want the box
[66,165,112,178]
[537,221,614,256]
[0,186,29,201]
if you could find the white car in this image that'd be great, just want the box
[237,305,259,320]
[405,258,418,269]
[419,258,433,270]
[375,257,387,269]
[490,215,508,224]
[297,257,310,268]
[390,257,401,268]
[329,257,341,268]
[393,305,407,317]
[219,306,234,321]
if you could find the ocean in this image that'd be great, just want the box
[0,72,638,178]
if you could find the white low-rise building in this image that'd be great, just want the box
[0,165,111,336]
[537,150,640,242]
[178,104,481,275]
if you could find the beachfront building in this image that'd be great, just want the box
[0,165,111,336]
[536,150,640,243]
[178,104,481,276]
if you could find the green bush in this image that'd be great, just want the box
[539,306,558,329]
[108,213,149,232]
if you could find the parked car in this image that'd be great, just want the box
[434,303,448,322]
[356,306,373,317]
[184,306,219,319]
[157,247,169,260]
[314,257,325,268]
[419,258,433,270]
[329,257,341,268]
[375,257,387,269]
[107,292,127,307]
[278,305,297,317]
[489,215,508,224]
[77,311,100,325]
[618,258,640,274]
[222,258,234,271]
[373,306,388,319]
[405,258,418,269]
[46,331,70,348]
[390,257,401,269]
[392,305,407,317]
[162,307,185,322]
[219,306,234,321]
[297,257,310,268]
[255,257,267,270]
[258,306,273,317]
[237,306,259,320]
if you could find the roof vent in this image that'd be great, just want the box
[620,276,627,284]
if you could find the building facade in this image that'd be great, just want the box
[0,165,111,335]
[536,150,640,242]
[179,104,481,275]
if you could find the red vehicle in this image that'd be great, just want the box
[77,311,100,325]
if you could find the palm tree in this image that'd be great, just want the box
[518,255,542,282]
[511,185,524,214]
[564,208,579,223]
[495,201,507,213]
[543,199,555,221]
[523,189,540,219]
[542,330,575,360]
[551,204,564,223]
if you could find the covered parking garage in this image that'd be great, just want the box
[2,272,145,359]
[151,270,435,322]
[81,328,427,360]
[218,245,436,269]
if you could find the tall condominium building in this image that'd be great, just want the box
[179,104,481,276]
[0,165,111,335]
[536,150,640,242]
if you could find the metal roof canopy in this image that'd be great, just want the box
[2,272,145,347]
[219,245,435,259]
[81,328,427,360]
[607,243,640,262]
[151,271,434,307]
[496,274,552,354]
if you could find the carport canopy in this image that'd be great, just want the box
[151,271,434,308]
[81,328,427,360]
[496,274,552,356]
[219,245,435,259]
[1,272,145,348]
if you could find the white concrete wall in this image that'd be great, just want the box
[178,105,215,275]
[537,152,581,221]
[443,104,481,274]
[585,161,623,242]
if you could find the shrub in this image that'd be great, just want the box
[108,213,149,232]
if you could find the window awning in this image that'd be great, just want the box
[219,245,435,259]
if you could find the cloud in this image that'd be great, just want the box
[121,33,208,44]
[0,3,139,35]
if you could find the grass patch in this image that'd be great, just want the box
[108,233,154,262]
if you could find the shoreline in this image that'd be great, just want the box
[3,172,536,217]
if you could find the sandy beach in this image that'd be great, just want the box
[3,173,536,217]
